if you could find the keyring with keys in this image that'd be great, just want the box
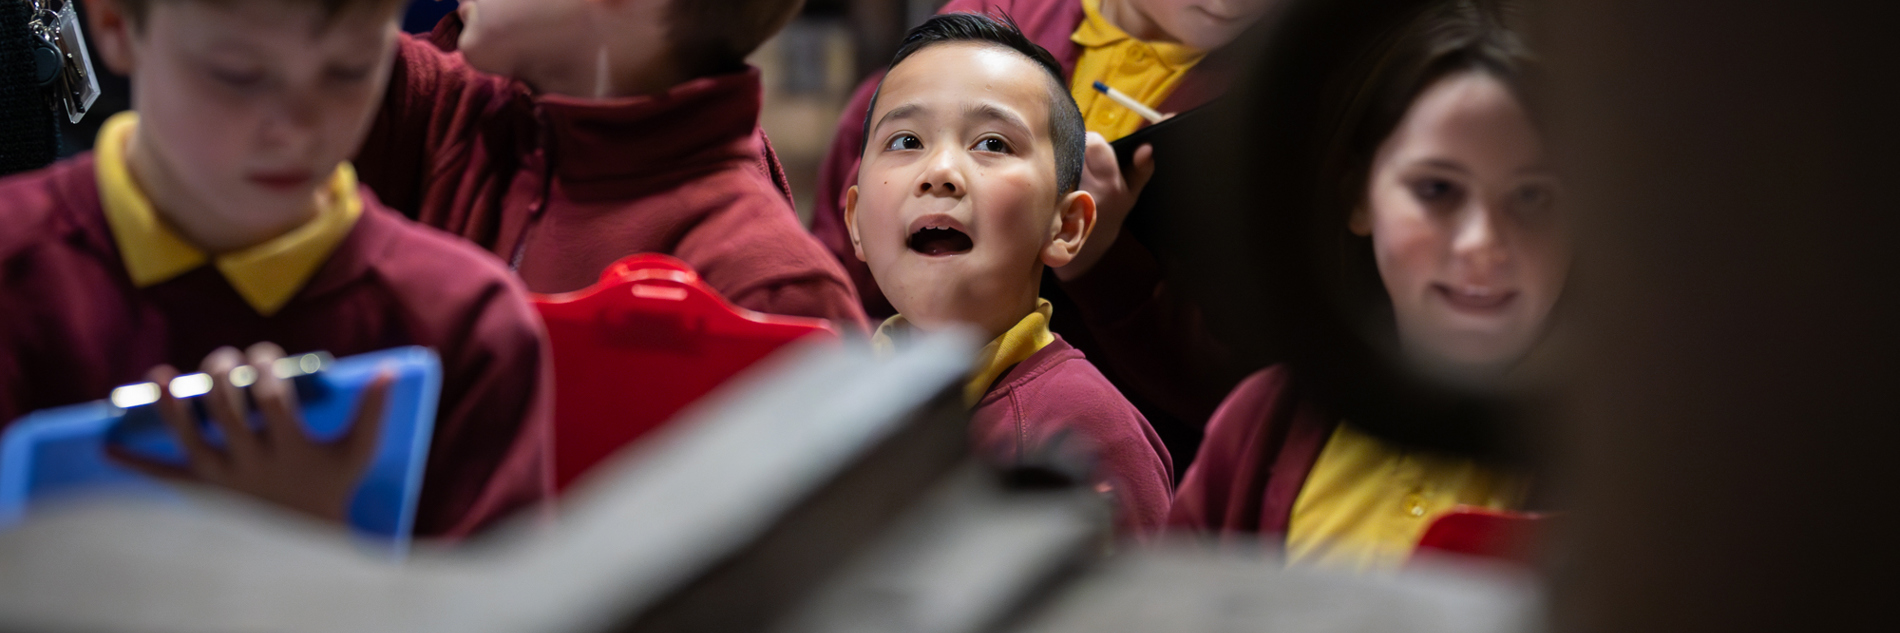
[25,0,99,124]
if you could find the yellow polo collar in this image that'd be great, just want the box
[94,112,363,316]
[872,298,1057,406]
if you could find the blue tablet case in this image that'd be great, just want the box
[0,346,442,549]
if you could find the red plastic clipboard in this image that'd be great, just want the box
[533,254,839,491]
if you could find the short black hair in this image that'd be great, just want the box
[860,12,1086,195]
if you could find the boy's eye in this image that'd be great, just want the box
[973,137,1011,153]
[885,134,922,151]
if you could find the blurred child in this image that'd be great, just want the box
[351,0,868,331]
[1169,1,1565,571]
[0,0,552,538]
[846,13,1174,534]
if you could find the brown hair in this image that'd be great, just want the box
[112,0,408,29]
[667,0,807,78]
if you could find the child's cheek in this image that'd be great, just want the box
[1369,200,1445,315]
[983,166,1049,249]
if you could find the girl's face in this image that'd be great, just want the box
[1353,71,1568,378]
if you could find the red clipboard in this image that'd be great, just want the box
[533,254,839,491]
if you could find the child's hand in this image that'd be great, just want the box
[1057,131,1156,281]
[110,343,391,525]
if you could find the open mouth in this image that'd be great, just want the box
[907,218,974,257]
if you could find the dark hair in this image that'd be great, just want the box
[859,12,1086,195]
[113,0,409,28]
[667,0,806,78]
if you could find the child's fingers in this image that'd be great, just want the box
[143,364,225,478]
[340,371,392,472]
[1082,132,1118,177]
[245,343,305,450]
[105,445,197,483]
[1127,144,1158,191]
[197,347,262,465]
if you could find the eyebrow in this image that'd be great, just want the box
[967,103,1033,138]
[1415,158,1473,174]
[871,103,925,137]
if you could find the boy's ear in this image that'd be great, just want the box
[844,185,868,262]
[84,0,138,76]
[1348,204,1374,237]
[1043,190,1097,268]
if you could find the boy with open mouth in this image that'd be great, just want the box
[844,13,1174,535]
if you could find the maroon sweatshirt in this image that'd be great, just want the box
[971,334,1175,536]
[354,26,868,331]
[1166,365,1334,544]
[0,155,554,539]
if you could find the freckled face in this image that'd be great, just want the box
[1357,72,1568,375]
[848,43,1065,337]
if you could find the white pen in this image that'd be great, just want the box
[1091,81,1167,124]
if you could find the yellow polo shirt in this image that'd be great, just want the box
[95,112,363,316]
[872,298,1057,406]
[1286,423,1526,572]
[1068,0,1207,141]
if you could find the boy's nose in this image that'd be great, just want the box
[918,148,968,197]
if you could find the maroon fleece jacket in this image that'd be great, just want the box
[355,24,868,332]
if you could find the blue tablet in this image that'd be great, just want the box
[0,347,442,550]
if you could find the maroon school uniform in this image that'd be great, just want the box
[354,24,868,331]
[810,0,1230,319]
[1167,365,1333,541]
[0,156,554,539]
[971,334,1175,535]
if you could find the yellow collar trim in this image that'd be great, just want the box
[95,112,364,316]
[1071,0,1206,69]
[872,299,1057,407]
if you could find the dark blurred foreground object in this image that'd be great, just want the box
[0,333,1538,633]
[1539,1,1900,631]
[0,0,60,175]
